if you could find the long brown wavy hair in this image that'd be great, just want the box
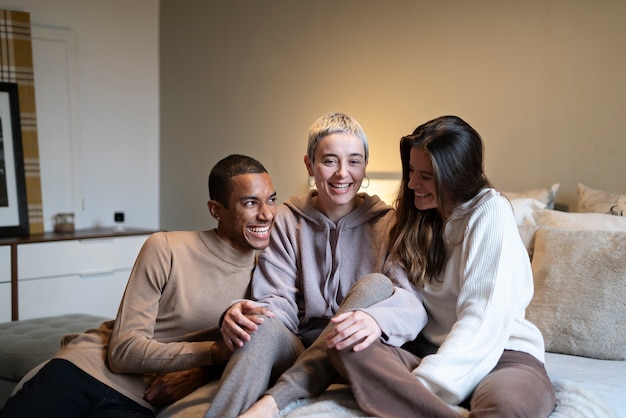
[388,116,492,287]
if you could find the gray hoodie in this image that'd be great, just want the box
[252,190,426,346]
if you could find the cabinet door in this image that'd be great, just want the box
[17,234,148,320]
[0,246,11,322]
[0,283,10,323]
[18,235,148,280]
[18,271,129,320]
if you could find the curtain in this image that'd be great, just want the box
[0,9,43,234]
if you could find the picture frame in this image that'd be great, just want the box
[0,82,29,237]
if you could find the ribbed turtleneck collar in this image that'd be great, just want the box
[199,229,257,268]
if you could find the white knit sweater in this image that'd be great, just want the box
[413,188,546,404]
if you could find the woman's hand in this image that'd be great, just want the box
[326,310,381,352]
[221,300,275,350]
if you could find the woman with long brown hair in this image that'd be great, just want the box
[329,115,556,417]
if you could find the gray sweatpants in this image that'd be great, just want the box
[203,273,394,418]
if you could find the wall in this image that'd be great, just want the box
[0,0,159,231]
[160,0,626,231]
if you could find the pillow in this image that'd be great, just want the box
[517,224,539,259]
[577,183,626,216]
[510,198,547,225]
[509,198,546,258]
[526,228,626,360]
[503,183,560,210]
[531,209,626,231]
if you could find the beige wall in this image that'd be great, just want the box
[160,0,626,230]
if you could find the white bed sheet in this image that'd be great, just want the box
[545,352,626,418]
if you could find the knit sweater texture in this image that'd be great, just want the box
[53,230,256,411]
[413,188,546,404]
[252,190,427,347]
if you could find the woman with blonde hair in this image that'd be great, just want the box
[204,112,425,418]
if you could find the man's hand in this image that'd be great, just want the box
[221,300,275,350]
[210,339,231,364]
[326,310,381,352]
[144,367,211,407]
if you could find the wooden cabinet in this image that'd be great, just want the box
[0,229,155,321]
[0,245,10,322]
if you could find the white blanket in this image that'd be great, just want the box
[158,353,626,418]
[544,352,625,418]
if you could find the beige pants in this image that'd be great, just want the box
[329,342,556,418]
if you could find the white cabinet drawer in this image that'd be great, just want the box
[17,235,148,280]
[0,245,10,322]
[0,245,10,283]
[0,282,10,323]
[18,270,129,320]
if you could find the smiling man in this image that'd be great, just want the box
[0,154,277,418]
[209,167,275,252]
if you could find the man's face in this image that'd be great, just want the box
[214,172,277,252]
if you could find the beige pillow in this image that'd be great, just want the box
[526,228,626,360]
[577,183,626,216]
[531,209,626,231]
[517,224,539,259]
[510,198,547,225]
[503,183,560,210]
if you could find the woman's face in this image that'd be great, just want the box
[407,147,438,211]
[305,132,366,216]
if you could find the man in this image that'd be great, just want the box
[0,154,277,418]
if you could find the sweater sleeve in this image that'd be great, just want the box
[250,211,301,333]
[413,197,534,404]
[108,233,214,374]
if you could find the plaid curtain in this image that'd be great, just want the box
[0,9,43,234]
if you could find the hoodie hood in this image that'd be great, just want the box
[284,189,393,229]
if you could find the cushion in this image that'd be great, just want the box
[518,208,626,263]
[517,224,539,259]
[0,314,108,381]
[511,198,547,225]
[526,229,626,360]
[504,183,560,210]
[531,209,626,231]
[577,183,626,216]
[509,196,546,259]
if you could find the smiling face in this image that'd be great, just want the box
[407,147,438,211]
[305,132,367,221]
[209,172,277,252]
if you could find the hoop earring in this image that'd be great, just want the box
[361,176,370,189]
[307,176,316,188]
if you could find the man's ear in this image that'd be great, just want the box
[304,154,314,176]
[207,200,222,221]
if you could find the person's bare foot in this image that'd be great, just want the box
[238,395,279,418]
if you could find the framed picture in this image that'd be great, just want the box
[0,82,29,237]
